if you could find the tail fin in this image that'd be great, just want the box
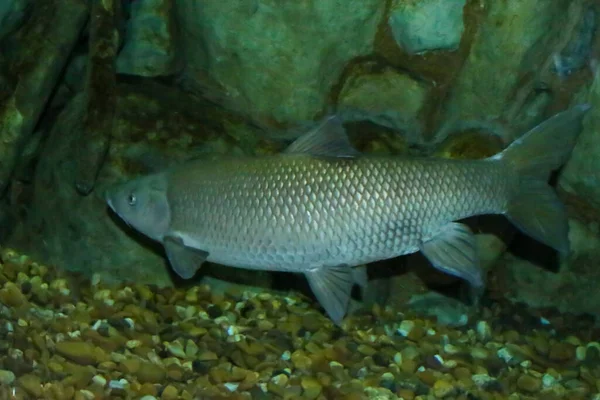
[493,104,591,255]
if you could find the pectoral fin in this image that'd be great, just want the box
[305,265,354,324]
[164,236,209,279]
[420,222,484,288]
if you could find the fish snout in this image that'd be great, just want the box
[104,189,115,211]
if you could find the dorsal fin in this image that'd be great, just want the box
[284,116,360,158]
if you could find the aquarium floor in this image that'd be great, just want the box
[0,248,598,400]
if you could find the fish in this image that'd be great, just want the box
[105,104,590,324]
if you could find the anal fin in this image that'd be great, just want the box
[305,265,354,324]
[420,222,484,288]
[164,236,209,279]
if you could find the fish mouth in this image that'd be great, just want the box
[106,198,115,212]
[104,190,116,212]
[104,195,132,228]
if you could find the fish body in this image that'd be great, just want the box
[167,155,506,280]
[106,105,590,323]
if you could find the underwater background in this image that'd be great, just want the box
[1,0,600,399]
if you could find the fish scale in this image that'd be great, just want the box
[105,106,590,323]
[167,155,508,272]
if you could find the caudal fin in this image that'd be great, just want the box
[494,104,591,255]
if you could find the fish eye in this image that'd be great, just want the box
[127,193,137,206]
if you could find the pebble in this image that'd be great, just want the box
[517,374,543,393]
[476,320,492,342]
[185,339,198,358]
[398,320,415,337]
[549,342,575,362]
[161,384,179,400]
[0,282,27,307]
[357,344,377,356]
[109,379,130,390]
[55,341,99,365]
[432,379,455,398]
[17,374,43,397]
[470,346,489,360]
[472,373,494,388]
[329,361,346,381]
[0,247,597,400]
[0,369,16,385]
[291,350,312,370]
[257,320,275,331]
[224,382,239,392]
[543,373,557,387]
[92,374,107,387]
[197,350,218,361]
[78,390,95,400]
[532,335,550,355]
[137,362,167,383]
[301,376,322,400]
[165,341,186,358]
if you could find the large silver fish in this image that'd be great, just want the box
[105,105,590,323]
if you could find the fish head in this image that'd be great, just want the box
[105,173,171,242]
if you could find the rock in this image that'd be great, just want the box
[388,0,466,54]
[0,0,30,40]
[501,218,600,317]
[551,4,597,78]
[437,0,570,142]
[8,81,265,287]
[117,0,178,77]
[176,0,385,124]
[560,77,600,206]
[517,374,543,393]
[55,341,99,366]
[337,64,428,142]
[0,0,88,197]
